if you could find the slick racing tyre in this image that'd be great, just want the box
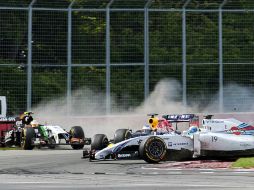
[21,127,35,150]
[91,134,109,150]
[114,129,132,144]
[70,126,85,150]
[139,136,167,163]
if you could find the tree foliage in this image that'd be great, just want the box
[0,1,254,113]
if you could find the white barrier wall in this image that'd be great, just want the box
[0,96,7,117]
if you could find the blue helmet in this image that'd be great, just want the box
[188,126,198,133]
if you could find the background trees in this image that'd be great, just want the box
[0,1,254,114]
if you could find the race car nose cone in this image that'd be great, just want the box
[95,152,105,160]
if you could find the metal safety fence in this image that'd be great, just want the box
[0,0,254,116]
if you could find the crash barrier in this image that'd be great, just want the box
[0,96,10,145]
[0,117,16,146]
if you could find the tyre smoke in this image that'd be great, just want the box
[32,79,254,137]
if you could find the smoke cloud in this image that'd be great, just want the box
[32,79,254,137]
[203,83,254,113]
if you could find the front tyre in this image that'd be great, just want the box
[139,136,167,163]
[70,126,85,150]
[114,129,132,144]
[21,127,35,150]
[91,134,109,150]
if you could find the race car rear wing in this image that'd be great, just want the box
[0,117,17,146]
[162,114,199,128]
[0,117,16,123]
[162,114,197,122]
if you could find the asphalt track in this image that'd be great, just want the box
[1,148,254,190]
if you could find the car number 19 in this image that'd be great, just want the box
[212,136,218,142]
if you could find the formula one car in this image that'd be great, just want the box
[89,114,198,152]
[2,117,91,150]
[85,114,199,161]
[20,123,91,150]
[84,114,254,163]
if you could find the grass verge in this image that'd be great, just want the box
[0,147,21,150]
[231,157,254,169]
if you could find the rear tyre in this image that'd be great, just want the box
[114,129,132,144]
[91,134,109,150]
[139,136,167,163]
[70,126,85,150]
[21,127,35,150]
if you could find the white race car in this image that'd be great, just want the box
[21,124,90,150]
[85,114,254,163]
[4,119,91,150]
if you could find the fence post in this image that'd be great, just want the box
[27,0,36,111]
[144,0,152,99]
[67,0,76,116]
[219,0,227,112]
[182,0,191,109]
[106,0,114,114]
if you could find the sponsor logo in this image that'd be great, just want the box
[174,142,189,146]
[0,117,16,122]
[238,123,249,129]
[117,154,131,158]
[240,143,251,147]
[205,120,224,124]
[169,142,188,146]
[227,126,241,135]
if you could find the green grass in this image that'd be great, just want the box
[231,157,254,169]
[0,147,21,150]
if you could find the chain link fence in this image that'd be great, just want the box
[1,0,254,117]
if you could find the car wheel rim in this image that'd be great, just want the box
[148,141,164,157]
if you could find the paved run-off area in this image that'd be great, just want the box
[1,149,254,190]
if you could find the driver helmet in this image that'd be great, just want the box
[31,120,39,128]
[142,124,151,130]
[188,126,198,134]
[142,125,152,133]
[20,111,33,120]
[24,111,33,116]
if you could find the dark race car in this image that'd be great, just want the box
[85,114,254,163]
[1,114,91,150]
[85,114,199,160]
